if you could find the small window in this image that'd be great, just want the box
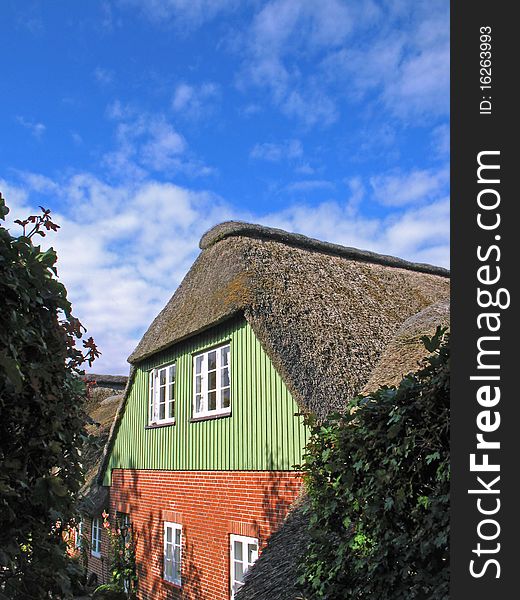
[164,522,182,586]
[193,344,231,418]
[149,363,176,425]
[230,534,258,598]
[75,521,83,550]
[91,517,102,558]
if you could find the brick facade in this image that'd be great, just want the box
[83,516,111,587]
[109,469,303,600]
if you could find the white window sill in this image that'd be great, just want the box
[91,550,101,559]
[146,418,176,429]
[191,409,231,422]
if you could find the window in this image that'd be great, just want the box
[75,521,83,550]
[230,534,258,598]
[149,363,176,425]
[193,343,231,418]
[164,522,182,586]
[91,517,102,557]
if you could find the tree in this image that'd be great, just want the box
[300,328,449,600]
[0,193,100,599]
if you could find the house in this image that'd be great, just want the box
[77,374,128,586]
[96,221,450,599]
[238,298,450,600]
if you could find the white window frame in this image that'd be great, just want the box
[91,517,102,558]
[193,343,231,418]
[149,363,176,425]
[75,520,83,550]
[230,534,258,598]
[163,522,182,586]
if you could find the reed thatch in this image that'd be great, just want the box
[79,379,127,516]
[238,299,450,600]
[129,221,449,419]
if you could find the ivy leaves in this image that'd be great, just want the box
[300,330,450,599]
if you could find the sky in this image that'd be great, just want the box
[0,0,449,374]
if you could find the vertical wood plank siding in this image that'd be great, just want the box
[103,318,309,484]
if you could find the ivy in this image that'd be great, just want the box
[300,328,450,600]
[0,193,100,599]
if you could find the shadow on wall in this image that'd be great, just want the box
[109,450,301,599]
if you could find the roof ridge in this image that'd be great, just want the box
[199,221,450,277]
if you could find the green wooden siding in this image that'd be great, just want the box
[103,317,309,485]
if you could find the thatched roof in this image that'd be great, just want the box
[238,298,450,600]
[237,498,310,600]
[79,379,126,516]
[362,298,450,393]
[129,221,449,418]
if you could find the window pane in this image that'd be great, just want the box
[208,350,216,371]
[195,394,202,413]
[234,560,244,583]
[160,369,166,385]
[175,529,181,545]
[160,386,165,404]
[208,391,216,411]
[195,375,201,394]
[166,527,172,543]
[165,557,172,579]
[221,345,230,366]
[168,400,174,419]
[208,371,216,391]
[221,387,230,408]
[234,540,243,561]
[174,547,181,578]
[195,355,203,374]
[159,402,165,420]
[221,368,230,388]
[248,543,258,564]
[169,365,176,383]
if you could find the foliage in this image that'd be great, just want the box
[91,584,128,600]
[300,328,450,600]
[0,193,100,599]
[101,511,138,598]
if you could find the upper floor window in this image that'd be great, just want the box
[149,363,176,425]
[230,534,258,598]
[91,517,102,558]
[193,343,230,418]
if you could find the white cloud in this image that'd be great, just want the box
[16,116,46,139]
[122,0,238,29]
[370,167,449,207]
[431,123,450,158]
[2,163,448,375]
[102,107,215,179]
[94,67,114,85]
[285,179,334,193]
[3,175,233,374]
[171,82,220,118]
[250,139,303,162]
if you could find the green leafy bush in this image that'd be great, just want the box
[300,328,449,600]
[0,193,99,599]
[91,583,128,600]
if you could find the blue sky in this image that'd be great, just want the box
[0,0,449,374]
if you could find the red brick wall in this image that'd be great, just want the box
[83,516,111,587]
[109,470,303,600]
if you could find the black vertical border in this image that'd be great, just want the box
[451,2,515,598]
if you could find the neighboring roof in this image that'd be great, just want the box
[237,497,310,600]
[239,299,451,600]
[79,380,126,516]
[84,373,128,388]
[129,221,449,418]
[362,298,450,393]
